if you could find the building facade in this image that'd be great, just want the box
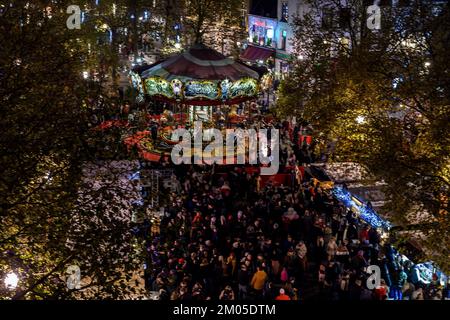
[242,0,307,76]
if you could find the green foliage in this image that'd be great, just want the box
[183,0,247,55]
[0,1,145,299]
[277,0,450,271]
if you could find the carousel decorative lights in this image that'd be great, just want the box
[130,43,260,107]
[124,44,262,162]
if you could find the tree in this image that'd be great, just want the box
[0,1,146,299]
[182,0,247,55]
[277,0,449,271]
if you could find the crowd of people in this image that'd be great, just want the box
[139,160,448,301]
[95,94,447,301]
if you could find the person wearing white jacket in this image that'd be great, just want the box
[326,236,338,262]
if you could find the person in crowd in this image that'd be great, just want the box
[250,266,268,298]
[275,288,291,300]
[238,264,250,299]
[374,279,389,300]
[280,266,289,284]
[390,267,408,300]
[412,287,424,300]
[219,285,235,300]
[326,236,338,262]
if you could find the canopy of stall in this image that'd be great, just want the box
[240,44,275,63]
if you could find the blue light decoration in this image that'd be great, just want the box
[332,185,391,230]
[144,11,149,20]
[415,262,448,286]
[128,171,141,181]
[332,185,448,285]
[131,199,144,207]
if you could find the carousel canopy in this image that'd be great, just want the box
[131,44,260,106]
[140,44,259,81]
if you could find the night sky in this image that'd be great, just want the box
[249,0,278,18]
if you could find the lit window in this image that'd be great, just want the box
[281,30,287,50]
[281,2,289,22]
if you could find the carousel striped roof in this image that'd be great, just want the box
[140,44,259,82]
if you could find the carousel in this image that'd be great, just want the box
[125,44,264,162]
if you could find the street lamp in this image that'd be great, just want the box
[356,115,366,124]
[4,272,18,289]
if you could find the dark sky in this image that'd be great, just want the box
[249,0,278,19]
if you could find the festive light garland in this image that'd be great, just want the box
[332,185,391,230]
[332,186,448,285]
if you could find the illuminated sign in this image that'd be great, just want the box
[248,15,278,30]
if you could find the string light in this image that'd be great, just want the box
[332,186,391,230]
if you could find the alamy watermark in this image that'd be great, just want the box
[66,265,81,289]
[66,5,81,30]
[367,1,381,30]
[366,264,381,289]
[170,121,280,175]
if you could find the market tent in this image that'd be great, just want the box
[240,44,275,63]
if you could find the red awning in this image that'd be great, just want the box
[240,45,275,62]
